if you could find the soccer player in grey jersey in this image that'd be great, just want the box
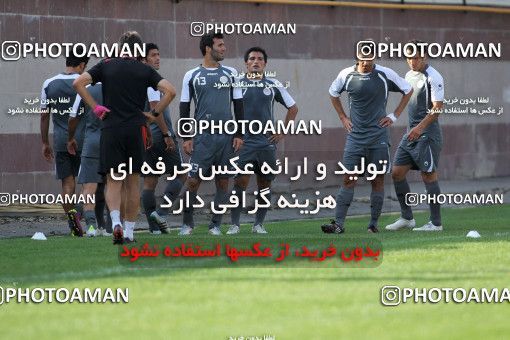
[178,33,244,236]
[40,50,89,237]
[386,40,445,232]
[140,43,186,235]
[68,83,111,237]
[227,47,298,235]
[322,43,413,234]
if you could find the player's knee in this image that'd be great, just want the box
[256,176,271,189]
[343,177,356,188]
[178,174,188,184]
[370,175,384,189]
[216,178,229,191]
[392,171,404,181]
[391,167,407,181]
[421,171,437,183]
[235,176,249,189]
[186,178,200,191]
[143,177,158,190]
[82,184,96,196]
[62,186,74,195]
[258,181,271,190]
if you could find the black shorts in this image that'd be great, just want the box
[99,125,147,176]
[55,151,81,180]
[142,138,184,177]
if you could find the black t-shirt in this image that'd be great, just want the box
[88,58,163,129]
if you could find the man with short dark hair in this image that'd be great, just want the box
[322,41,413,234]
[227,46,298,234]
[40,48,89,237]
[178,33,244,236]
[141,43,186,235]
[385,40,445,232]
[73,31,177,244]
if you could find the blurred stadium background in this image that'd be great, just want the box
[0,0,508,196]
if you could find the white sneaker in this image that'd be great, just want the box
[124,227,134,241]
[97,228,111,237]
[150,211,167,226]
[413,221,443,231]
[385,217,416,231]
[226,225,240,235]
[178,225,193,235]
[208,226,222,236]
[86,225,96,237]
[252,224,267,234]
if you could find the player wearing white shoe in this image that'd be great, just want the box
[385,40,445,232]
[323,41,413,234]
[178,33,244,236]
[140,43,186,235]
[227,47,298,235]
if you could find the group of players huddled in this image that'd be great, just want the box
[40,32,444,244]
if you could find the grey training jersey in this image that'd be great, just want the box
[405,65,444,144]
[70,83,103,158]
[41,73,86,152]
[145,87,174,141]
[241,76,296,148]
[180,65,242,125]
[329,64,412,145]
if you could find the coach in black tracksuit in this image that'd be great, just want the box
[73,31,176,244]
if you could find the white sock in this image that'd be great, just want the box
[110,210,121,227]
[124,221,136,240]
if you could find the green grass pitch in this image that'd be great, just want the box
[1,204,509,339]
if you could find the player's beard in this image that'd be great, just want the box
[211,49,224,62]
